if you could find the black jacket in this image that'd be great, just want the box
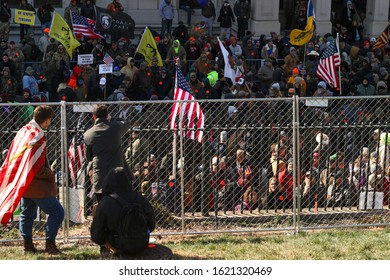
[218,4,235,28]
[90,167,155,248]
[0,3,11,23]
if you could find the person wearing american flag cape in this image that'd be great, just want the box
[0,105,64,255]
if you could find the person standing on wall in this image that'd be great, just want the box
[17,0,35,41]
[234,0,250,41]
[201,0,216,38]
[217,0,235,41]
[159,0,175,38]
[0,1,11,42]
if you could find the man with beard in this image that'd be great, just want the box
[283,47,299,76]
[193,50,210,79]
[153,67,173,100]
[184,37,201,62]
[188,71,202,96]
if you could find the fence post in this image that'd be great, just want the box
[60,101,70,242]
[292,95,301,234]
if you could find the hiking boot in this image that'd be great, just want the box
[45,240,62,255]
[24,239,37,254]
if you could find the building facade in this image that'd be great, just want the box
[6,0,390,37]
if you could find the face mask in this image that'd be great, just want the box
[353,167,360,173]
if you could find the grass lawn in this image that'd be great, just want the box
[0,227,389,260]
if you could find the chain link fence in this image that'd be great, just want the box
[1,96,390,242]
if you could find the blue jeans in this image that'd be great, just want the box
[220,27,231,40]
[19,197,64,241]
[160,19,173,37]
[202,16,214,37]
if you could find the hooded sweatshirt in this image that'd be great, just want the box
[90,167,155,249]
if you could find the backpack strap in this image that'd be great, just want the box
[109,192,138,207]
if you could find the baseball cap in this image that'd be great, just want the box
[99,77,106,85]
[271,82,280,91]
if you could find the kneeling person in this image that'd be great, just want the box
[91,167,155,255]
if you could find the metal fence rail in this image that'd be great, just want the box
[1,96,390,243]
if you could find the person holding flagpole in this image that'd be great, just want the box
[289,0,315,47]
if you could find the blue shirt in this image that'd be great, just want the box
[159,1,174,20]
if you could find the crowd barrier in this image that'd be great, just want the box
[1,96,389,243]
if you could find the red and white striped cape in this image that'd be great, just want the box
[0,120,46,225]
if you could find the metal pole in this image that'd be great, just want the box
[60,101,69,242]
[179,108,185,233]
[292,95,301,234]
[337,33,342,96]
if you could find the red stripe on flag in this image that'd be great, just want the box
[0,121,46,225]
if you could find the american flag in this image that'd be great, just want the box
[170,67,204,143]
[68,114,86,188]
[71,12,104,39]
[316,38,340,88]
[373,24,389,49]
[0,120,47,225]
[103,52,114,65]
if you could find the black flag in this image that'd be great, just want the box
[95,6,135,39]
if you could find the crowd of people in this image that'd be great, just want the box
[1,1,390,217]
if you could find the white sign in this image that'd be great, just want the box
[305,99,329,107]
[77,54,93,65]
[99,63,113,74]
[73,104,95,112]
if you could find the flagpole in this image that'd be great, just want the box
[176,61,186,229]
[337,33,342,96]
[135,26,148,57]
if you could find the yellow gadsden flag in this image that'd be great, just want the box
[290,0,315,46]
[136,26,163,66]
[49,12,80,58]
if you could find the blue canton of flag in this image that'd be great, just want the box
[103,52,114,65]
[176,67,193,96]
[170,67,205,143]
[71,12,104,39]
[316,38,340,88]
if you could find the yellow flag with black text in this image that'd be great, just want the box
[290,0,315,46]
[49,12,80,58]
[136,26,163,66]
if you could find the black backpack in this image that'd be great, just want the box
[110,192,150,254]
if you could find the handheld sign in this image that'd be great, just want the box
[77,54,93,65]
[99,63,113,74]
[15,9,35,26]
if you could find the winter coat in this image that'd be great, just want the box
[90,167,155,248]
[37,3,54,24]
[84,118,132,194]
[0,4,11,23]
[201,1,216,19]
[217,4,235,28]
[234,0,250,19]
[23,121,57,199]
